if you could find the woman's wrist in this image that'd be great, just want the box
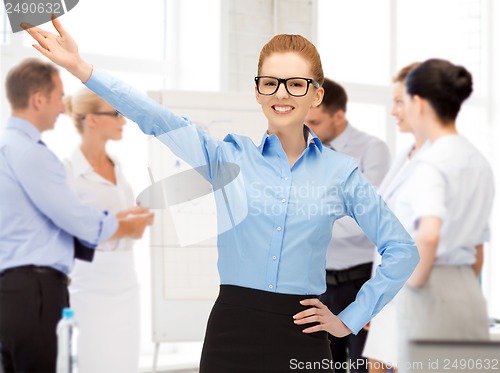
[68,57,93,83]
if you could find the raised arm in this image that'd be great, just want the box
[26,18,240,181]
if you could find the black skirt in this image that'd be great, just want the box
[199,285,333,373]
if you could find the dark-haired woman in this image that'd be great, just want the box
[363,62,429,373]
[395,59,494,366]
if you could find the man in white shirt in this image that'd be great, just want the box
[305,78,391,373]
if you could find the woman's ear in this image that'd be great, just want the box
[83,113,97,129]
[255,86,262,105]
[312,87,324,108]
[418,96,437,118]
[413,95,426,114]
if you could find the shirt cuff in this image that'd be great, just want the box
[337,302,371,335]
[97,210,119,243]
[84,69,116,99]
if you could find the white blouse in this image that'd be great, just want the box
[396,134,494,265]
[64,148,135,252]
[371,141,429,272]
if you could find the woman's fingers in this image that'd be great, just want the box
[300,298,326,309]
[117,206,150,219]
[293,307,317,321]
[51,15,67,37]
[294,314,320,325]
[121,208,155,226]
[292,298,327,321]
[301,324,324,334]
[25,27,51,52]
[146,212,155,225]
[130,206,150,215]
[20,22,34,31]
[25,24,52,39]
[24,26,42,42]
[293,301,325,323]
[32,44,51,59]
[292,305,327,334]
[292,298,351,337]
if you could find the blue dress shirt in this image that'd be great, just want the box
[86,70,418,333]
[0,117,118,275]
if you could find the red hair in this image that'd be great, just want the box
[258,34,324,85]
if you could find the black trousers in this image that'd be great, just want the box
[0,267,69,373]
[320,264,372,373]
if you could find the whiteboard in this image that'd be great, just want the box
[141,90,267,342]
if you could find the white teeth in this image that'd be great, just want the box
[274,106,293,113]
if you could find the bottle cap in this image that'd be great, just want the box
[62,308,74,319]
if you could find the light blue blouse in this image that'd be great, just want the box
[86,70,419,333]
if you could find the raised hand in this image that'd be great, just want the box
[293,298,352,337]
[23,16,93,82]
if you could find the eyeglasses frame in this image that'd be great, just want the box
[81,111,121,120]
[254,76,321,97]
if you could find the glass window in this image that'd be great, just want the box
[346,102,387,142]
[317,0,391,85]
[1,5,8,44]
[174,0,221,90]
[19,0,166,60]
[456,104,492,157]
[396,0,488,95]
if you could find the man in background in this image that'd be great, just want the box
[306,78,391,373]
[0,58,153,372]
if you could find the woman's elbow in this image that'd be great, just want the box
[407,274,426,288]
[407,242,420,269]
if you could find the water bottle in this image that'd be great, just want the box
[56,307,79,373]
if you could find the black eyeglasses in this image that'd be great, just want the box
[92,111,121,117]
[81,111,121,120]
[254,76,320,97]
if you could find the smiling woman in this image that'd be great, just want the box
[253,50,323,159]
[25,16,420,373]
[2,0,494,371]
